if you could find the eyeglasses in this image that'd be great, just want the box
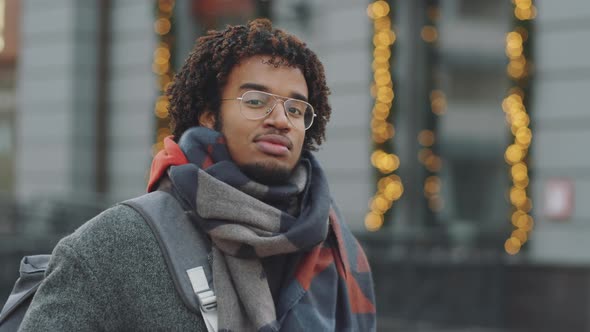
[221,90,316,130]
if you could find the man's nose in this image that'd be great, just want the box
[266,101,292,129]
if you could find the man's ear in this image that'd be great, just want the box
[198,111,216,129]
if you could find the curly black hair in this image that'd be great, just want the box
[167,18,331,151]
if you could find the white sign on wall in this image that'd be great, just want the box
[543,179,574,221]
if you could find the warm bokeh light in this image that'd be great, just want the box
[157,127,171,142]
[424,176,441,197]
[383,180,404,200]
[378,175,400,192]
[151,141,165,157]
[505,144,525,164]
[418,130,435,147]
[154,47,171,61]
[152,62,169,75]
[373,45,390,56]
[367,1,390,19]
[365,212,384,232]
[371,195,391,213]
[515,214,534,231]
[154,96,170,119]
[366,1,401,230]
[511,162,528,181]
[515,127,532,147]
[513,177,530,190]
[506,32,523,46]
[422,62,445,211]
[510,187,527,207]
[373,17,391,31]
[515,0,532,7]
[421,25,438,43]
[153,1,175,154]
[154,18,171,35]
[374,29,397,46]
[515,5,537,20]
[377,86,395,103]
[371,150,400,173]
[159,1,173,13]
[425,155,442,172]
[505,237,521,255]
[507,59,527,79]
[420,19,444,206]
[504,0,534,254]
[511,210,526,225]
[374,69,392,86]
[159,74,172,90]
[521,198,533,213]
[430,90,447,115]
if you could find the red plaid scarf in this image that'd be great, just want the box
[148,127,376,331]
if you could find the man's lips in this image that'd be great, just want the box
[254,134,292,156]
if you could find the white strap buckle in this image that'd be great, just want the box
[187,266,218,331]
[187,266,217,311]
[197,290,217,311]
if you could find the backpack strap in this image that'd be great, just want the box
[121,191,217,331]
[0,255,50,328]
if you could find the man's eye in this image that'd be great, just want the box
[244,99,266,107]
[287,107,303,116]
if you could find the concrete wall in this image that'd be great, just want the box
[107,1,157,201]
[274,0,372,232]
[0,67,16,193]
[529,0,590,264]
[16,0,156,202]
[16,0,367,219]
[435,2,512,231]
[17,0,96,199]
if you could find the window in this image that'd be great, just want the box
[457,0,506,20]
[447,67,507,104]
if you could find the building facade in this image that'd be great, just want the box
[4,0,590,331]
[0,0,18,199]
[529,0,590,264]
[15,1,156,204]
[13,0,373,230]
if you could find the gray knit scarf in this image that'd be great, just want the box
[166,127,331,331]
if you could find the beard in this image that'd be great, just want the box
[239,161,296,186]
[213,115,299,185]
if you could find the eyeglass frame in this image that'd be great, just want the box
[221,90,317,130]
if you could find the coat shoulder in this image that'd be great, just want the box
[59,203,153,259]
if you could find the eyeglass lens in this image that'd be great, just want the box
[240,91,314,129]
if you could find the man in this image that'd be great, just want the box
[19,19,376,331]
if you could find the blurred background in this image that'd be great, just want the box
[0,0,586,331]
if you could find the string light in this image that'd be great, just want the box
[504,0,535,255]
[0,0,5,52]
[419,2,444,214]
[152,0,175,155]
[420,90,445,209]
[365,1,403,232]
[420,25,438,43]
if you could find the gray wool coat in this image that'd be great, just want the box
[19,204,208,331]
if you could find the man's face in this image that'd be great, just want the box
[201,55,308,184]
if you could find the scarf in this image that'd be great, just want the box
[148,127,376,331]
